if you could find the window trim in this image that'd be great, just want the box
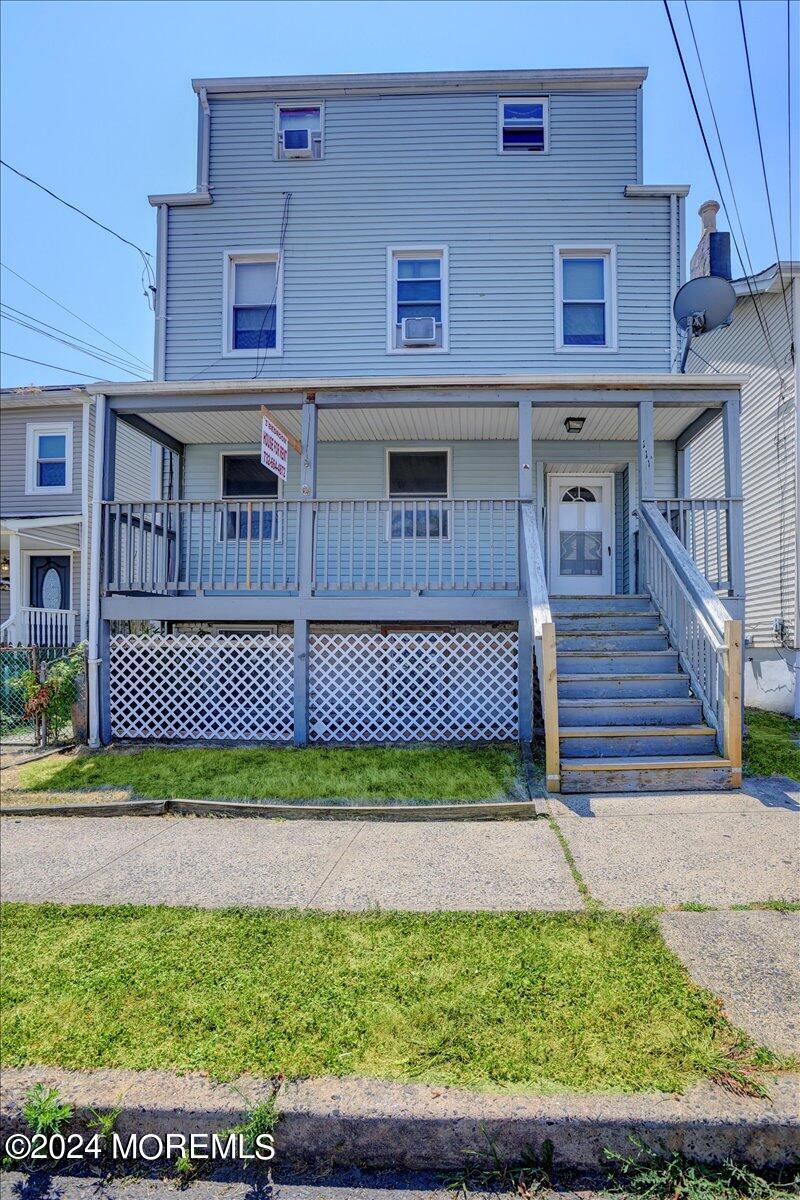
[554,244,618,353]
[497,95,550,155]
[221,249,283,358]
[386,246,450,354]
[25,421,73,495]
[273,100,325,161]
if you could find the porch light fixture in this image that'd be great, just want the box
[564,416,586,434]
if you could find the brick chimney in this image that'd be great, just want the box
[690,200,731,279]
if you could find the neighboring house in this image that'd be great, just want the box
[0,387,155,648]
[687,202,799,716]
[7,67,750,793]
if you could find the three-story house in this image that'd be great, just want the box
[82,67,746,793]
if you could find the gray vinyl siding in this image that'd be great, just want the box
[690,286,796,646]
[0,406,83,517]
[114,421,157,501]
[164,88,675,379]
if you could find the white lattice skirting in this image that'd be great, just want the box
[308,630,518,743]
[110,634,295,742]
[110,630,518,744]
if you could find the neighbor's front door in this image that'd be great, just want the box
[29,555,70,610]
[547,475,614,596]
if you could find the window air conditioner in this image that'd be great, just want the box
[282,129,313,159]
[401,316,437,345]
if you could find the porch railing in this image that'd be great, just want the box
[520,503,559,791]
[103,499,520,595]
[655,498,742,594]
[18,607,77,647]
[638,502,742,777]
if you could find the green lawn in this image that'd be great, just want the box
[744,709,800,781]
[16,744,521,803]
[0,904,775,1094]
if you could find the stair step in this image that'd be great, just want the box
[557,650,681,675]
[550,595,653,614]
[560,756,735,794]
[558,698,701,727]
[558,673,691,699]
[557,631,669,652]
[559,727,717,758]
[554,614,662,632]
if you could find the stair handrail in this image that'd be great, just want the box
[520,503,560,792]
[638,501,742,779]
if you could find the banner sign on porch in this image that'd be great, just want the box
[261,411,289,481]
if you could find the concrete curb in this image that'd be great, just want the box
[1,1067,798,1170]
[0,795,540,821]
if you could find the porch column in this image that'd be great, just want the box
[295,395,318,746]
[676,446,691,498]
[88,397,116,747]
[8,531,21,645]
[637,398,655,502]
[722,392,746,614]
[517,396,534,744]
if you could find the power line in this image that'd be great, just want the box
[0,159,154,281]
[0,350,98,380]
[737,0,794,356]
[0,261,151,370]
[662,0,787,384]
[1,303,147,373]
[1,311,146,378]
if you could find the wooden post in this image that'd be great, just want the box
[722,393,745,605]
[542,621,560,793]
[723,618,743,785]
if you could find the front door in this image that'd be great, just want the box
[547,474,614,596]
[29,555,70,610]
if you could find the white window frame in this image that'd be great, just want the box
[273,100,325,161]
[222,250,283,358]
[384,446,452,541]
[498,96,550,155]
[554,244,618,353]
[386,246,450,354]
[218,450,284,543]
[25,421,73,495]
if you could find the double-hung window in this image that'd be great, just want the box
[275,103,323,159]
[25,422,72,494]
[555,247,617,350]
[499,97,548,153]
[388,248,448,351]
[387,449,450,538]
[224,252,282,356]
[220,453,281,540]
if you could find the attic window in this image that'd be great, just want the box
[276,103,323,159]
[499,97,548,153]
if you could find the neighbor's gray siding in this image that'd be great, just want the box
[690,285,796,647]
[114,421,157,501]
[0,406,83,517]
[164,88,675,379]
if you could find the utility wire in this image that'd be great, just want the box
[0,350,99,380]
[1,312,146,378]
[0,261,151,370]
[737,0,794,356]
[662,0,786,384]
[1,303,147,373]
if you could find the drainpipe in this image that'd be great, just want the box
[87,394,106,748]
[793,275,800,718]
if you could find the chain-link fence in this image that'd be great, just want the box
[0,646,85,747]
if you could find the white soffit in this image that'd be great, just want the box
[141,404,706,446]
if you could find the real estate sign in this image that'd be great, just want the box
[261,412,289,480]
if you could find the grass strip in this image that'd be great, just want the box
[0,904,779,1094]
[17,745,521,804]
[744,710,800,781]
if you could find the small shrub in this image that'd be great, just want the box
[22,1083,73,1136]
[11,648,85,740]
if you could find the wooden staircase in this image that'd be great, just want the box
[549,595,736,793]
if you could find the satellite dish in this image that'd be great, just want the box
[673,275,736,372]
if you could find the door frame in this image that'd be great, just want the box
[23,549,74,610]
[546,471,615,595]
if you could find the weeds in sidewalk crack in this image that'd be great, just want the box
[547,814,600,910]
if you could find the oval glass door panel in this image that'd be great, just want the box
[41,567,63,609]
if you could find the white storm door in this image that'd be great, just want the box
[547,474,614,596]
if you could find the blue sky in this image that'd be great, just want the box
[1,0,796,387]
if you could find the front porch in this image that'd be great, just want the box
[1,516,82,648]
[89,374,746,790]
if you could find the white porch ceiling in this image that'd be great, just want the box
[141,404,707,446]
